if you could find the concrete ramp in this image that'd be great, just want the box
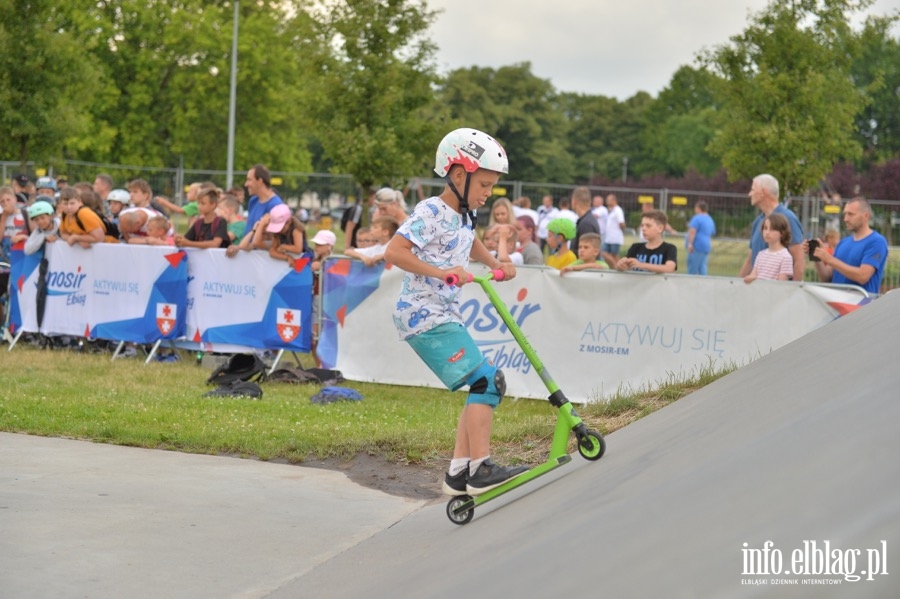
[281,290,900,598]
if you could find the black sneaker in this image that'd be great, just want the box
[466,459,529,495]
[442,469,468,496]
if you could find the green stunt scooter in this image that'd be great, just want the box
[443,269,606,525]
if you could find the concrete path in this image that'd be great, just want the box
[3,290,898,598]
[0,435,426,599]
[281,290,900,598]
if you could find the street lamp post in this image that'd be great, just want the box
[622,156,629,183]
[226,1,239,190]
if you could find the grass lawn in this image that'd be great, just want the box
[0,346,734,471]
[5,219,891,475]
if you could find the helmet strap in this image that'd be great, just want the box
[446,172,477,229]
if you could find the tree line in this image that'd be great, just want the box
[1,0,898,198]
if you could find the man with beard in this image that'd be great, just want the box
[807,197,887,294]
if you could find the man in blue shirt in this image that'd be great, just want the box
[225,164,285,257]
[686,200,716,275]
[740,174,806,281]
[808,197,887,295]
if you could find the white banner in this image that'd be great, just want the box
[318,262,870,402]
[179,249,312,352]
[13,243,187,342]
[10,244,312,352]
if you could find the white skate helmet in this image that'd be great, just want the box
[434,128,508,178]
[107,189,131,204]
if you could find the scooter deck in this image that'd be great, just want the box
[450,453,573,517]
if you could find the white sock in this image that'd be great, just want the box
[449,458,469,477]
[469,456,489,476]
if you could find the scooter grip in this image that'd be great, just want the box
[490,269,506,281]
[445,273,474,286]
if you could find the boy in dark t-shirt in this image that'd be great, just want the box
[616,210,677,273]
[174,189,230,249]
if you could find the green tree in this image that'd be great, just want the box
[851,16,900,162]
[558,93,620,182]
[439,63,573,183]
[701,0,871,195]
[642,66,721,177]
[558,91,653,182]
[306,0,440,189]
[0,0,105,167]
[72,1,315,171]
[649,110,720,177]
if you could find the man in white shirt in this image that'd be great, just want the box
[511,196,540,229]
[535,195,559,251]
[603,194,626,258]
[591,195,608,239]
[557,198,578,223]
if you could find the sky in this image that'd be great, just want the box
[426,0,900,100]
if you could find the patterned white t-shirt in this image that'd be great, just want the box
[393,197,475,340]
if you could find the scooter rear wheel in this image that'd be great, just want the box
[446,496,474,525]
[577,430,606,461]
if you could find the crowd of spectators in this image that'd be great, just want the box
[2,167,890,352]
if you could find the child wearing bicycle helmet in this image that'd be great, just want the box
[23,200,60,256]
[385,128,529,497]
[545,217,577,270]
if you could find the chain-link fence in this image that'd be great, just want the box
[4,161,899,290]
[1,161,359,214]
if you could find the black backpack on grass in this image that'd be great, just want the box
[206,353,268,386]
[203,380,263,399]
[268,366,344,386]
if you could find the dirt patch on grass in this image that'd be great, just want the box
[303,454,446,502]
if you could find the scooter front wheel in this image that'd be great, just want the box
[577,430,606,461]
[446,496,474,525]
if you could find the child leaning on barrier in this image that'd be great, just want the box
[252,204,309,265]
[353,226,374,249]
[58,187,118,247]
[514,215,544,265]
[133,216,175,246]
[560,232,609,276]
[545,217,577,270]
[616,210,677,274]
[743,213,793,283]
[384,127,528,497]
[344,217,398,267]
[1,186,27,261]
[174,188,230,249]
[23,201,60,255]
[486,223,522,265]
[216,195,246,244]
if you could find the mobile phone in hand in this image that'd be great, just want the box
[808,239,820,261]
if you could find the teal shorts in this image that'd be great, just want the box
[406,322,484,391]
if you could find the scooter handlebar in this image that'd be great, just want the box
[444,269,505,286]
[445,273,473,286]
